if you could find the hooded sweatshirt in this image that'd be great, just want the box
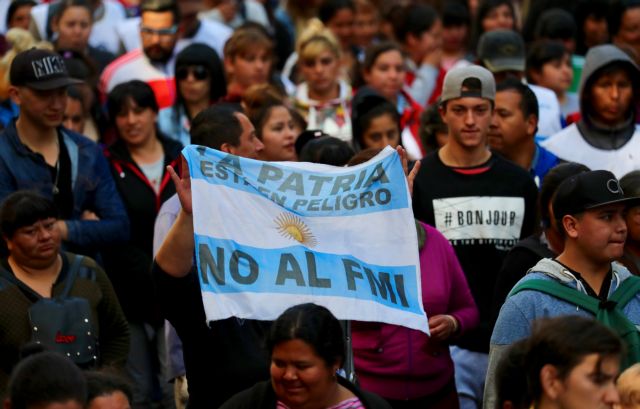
[541,45,640,177]
[483,258,640,409]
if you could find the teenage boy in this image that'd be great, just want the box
[412,65,538,409]
[485,170,640,409]
[0,48,129,255]
[541,44,640,178]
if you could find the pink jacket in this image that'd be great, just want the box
[352,223,479,400]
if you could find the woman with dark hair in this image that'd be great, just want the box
[6,0,36,31]
[219,303,392,409]
[470,0,515,52]
[104,79,181,407]
[157,43,226,147]
[243,84,302,162]
[351,88,401,152]
[361,42,423,160]
[0,191,129,396]
[50,0,116,74]
[520,316,623,409]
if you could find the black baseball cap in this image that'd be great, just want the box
[10,48,83,90]
[552,170,640,219]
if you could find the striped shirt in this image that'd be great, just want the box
[276,397,364,409]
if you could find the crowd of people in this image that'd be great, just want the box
[0,0,640,408]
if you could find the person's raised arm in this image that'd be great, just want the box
[155,157,194,277]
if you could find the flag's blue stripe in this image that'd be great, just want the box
[184,146,409,217]
[195,235,422,315]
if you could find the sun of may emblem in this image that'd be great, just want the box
[275,213,318,248]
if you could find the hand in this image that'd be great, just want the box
[428,314,458,341]
[81,210,99,221]
[167,155,192,214]
[396,145,421,197]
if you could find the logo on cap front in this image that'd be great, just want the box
[31,56,66,79]
[607,179,621,194]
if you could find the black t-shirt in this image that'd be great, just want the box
[152,262,271,409]
[412,151,538,353]
[46,133,73,220]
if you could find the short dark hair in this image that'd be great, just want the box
[52,0,93,23]
[299,136,355,166]
[0,191,58,239]
[471,0,515,46]
[393,3,439,43]
[267,303,345,368]
[420,102,447,151]
[86,371,134,404]
[526,41,569,82]
[190,104,244,149]
[534,8,577,41]
[107,80,159,125]
[524,316,623,402]
[442,1,471,28]
[540,162,590,229]
[318,0,355,24]
[8,352,87,409]
[140,0,180,24]
[496,77,539,120]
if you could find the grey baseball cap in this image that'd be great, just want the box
[477,29,525,73]
[440,65,496,103]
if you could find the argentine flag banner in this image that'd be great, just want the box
[184,145,428,333]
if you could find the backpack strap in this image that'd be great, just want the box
[57,254,84,299]
[609,276,640,309]
[509,279,599,314]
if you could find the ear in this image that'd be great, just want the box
[51,16,60,34]
[540,364,564,400]
[362,68,371,85]
[438,104,447,122]
[8,86,21,105]
[405,32,418,48]
[525,114,537,138]
[220,142,234,154]
[562,214,580,239]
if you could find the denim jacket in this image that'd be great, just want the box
[0,120,130,248]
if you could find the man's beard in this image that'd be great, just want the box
[144,45,173,64]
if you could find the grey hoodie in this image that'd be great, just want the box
[577,44,640,149]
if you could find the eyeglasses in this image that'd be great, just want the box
[140,25,178,37]
[176,65,209,81]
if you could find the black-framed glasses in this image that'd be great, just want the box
[176,65,209,81]
[140,25,178,37]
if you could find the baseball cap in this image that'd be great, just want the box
[477,30,525,73]
[10,48,83,90]
[552,170,640,219]
[440,65,496,103]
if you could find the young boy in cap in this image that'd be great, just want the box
[0,48,129,254]
[412,64,538,409]
[485,170,640,409]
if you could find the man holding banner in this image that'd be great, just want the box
[155,126,428,407]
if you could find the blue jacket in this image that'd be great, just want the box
[483,258,640,409]
[0,121,130,248]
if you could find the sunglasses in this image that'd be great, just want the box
[140,25,178,37]
[175,65,209,81]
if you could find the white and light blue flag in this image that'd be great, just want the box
[184,145,428,333]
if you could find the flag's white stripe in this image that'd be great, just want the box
[192,180,418,267]
[201,292,429,334]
